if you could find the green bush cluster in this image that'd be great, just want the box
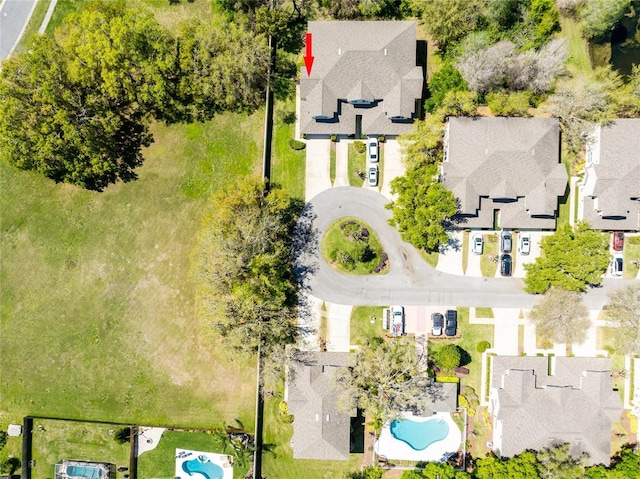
[477,340,491,353]
[353,140,366,153]
[288,139,306,150]
[487,91,532,117]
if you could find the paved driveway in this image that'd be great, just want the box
[492,308,521,355]
[513,231,545,278]
[436,231,463,276]
[325,302,352,352]
[295,187,621,310]
[1,0,37,61]
[380,139,404,200]
[305,139,332,201]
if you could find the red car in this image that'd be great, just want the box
[613,232,624,251]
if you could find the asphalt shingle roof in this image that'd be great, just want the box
[287,351,355,460]
[442,118,567,229]
[299,21,423,136]
[490,356,622,466]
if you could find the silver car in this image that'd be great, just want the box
[368,166,379,187]
[472,234,483,255]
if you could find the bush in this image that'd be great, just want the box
[433,344,461,370]
[353,140,366,153]
[330,134,337,142]
[487,91,532,117]
[288,138,306,150]
[0,431,7,450]
[477,340,491,353]
[377,136,385,143]
[279,400,288,416]
[114,426,131,444]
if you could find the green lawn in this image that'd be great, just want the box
[624,240,640,279]
[31,419,131,479]
[452,308,494,396]
[0,113,265,427]
[480,234,499,277]
[137,430,248,479]
[419,250,440,268]
[559,16,592,77]
[350,306,386,345]
[330,144,337,186]
[320,218,388,275]
[347,143,367,187]
[262,397,363,478]
[475,308,494,319]
[272,101,306,200]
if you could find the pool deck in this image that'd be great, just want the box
[374,413,462,462]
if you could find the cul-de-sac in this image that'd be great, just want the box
[1,1,639,478]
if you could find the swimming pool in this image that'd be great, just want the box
[65,465,105,479]
[182,455,224,479]
[390,417,449,451]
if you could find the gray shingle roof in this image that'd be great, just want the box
[442,118,567,229]
[299,21,423,136]
[581,119,640,231]
[287,351,355,460]
[490,356,622,466]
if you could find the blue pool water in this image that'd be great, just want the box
[390,418,449,451]
[182,456,224,479]
[66,465,104,479]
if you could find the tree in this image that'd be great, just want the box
[536,443,589,479]
[0,431,6,450]
[425,64,468,113]
[486,91,532,116]
[432,344,461,370]
[114,426,131,444]
[604,284,640,355]
[546,66,624,153]
[334,339,430,423]
[346,466,385,479]
[401,462,470,478]
[439,90,478,117]
[524,222,609,294]
[386,163,458,253]
[411,0,484,52]
[579,0,631,40]
[194,177,301,357]
[399,113,446,169]
[528,288,590,344]
[474,451,539,479]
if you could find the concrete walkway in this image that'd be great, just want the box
[436,230,464,276]
[305,139,332,202]
[571,309,599,357]
[325,302,352,352]
[334,140,350,187]
[137,427,165,456]
[380,139,404,201]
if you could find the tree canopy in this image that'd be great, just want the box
[194,177,301,357]
[579,0,631,40]
[386,163,458,253]
[524,222,609,294]
[604,284,640,355]
[528,288,590,344]
[431,344,462,371]
[0,1,269,189]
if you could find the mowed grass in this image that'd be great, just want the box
[137,430,248,479]
[480,234,499,277]
[31,419,131,478]
[272,103,306,201]
[559,16,592,77]
[350,306,386,345]
[262,396,363,478]
[624,240,640,279]
[0,112,266,427]
[347,143,367,187]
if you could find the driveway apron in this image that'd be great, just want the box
[305,139,332,202]
[380,139,404,201]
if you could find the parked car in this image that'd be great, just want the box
[431,312,444,336]
[611,257,623,276]
[519,233,531,255]
[368,138,379,163]
[501,231,512,254]
[445,310,457,337]
[613,231,624,251]
[472,234,484,255]
[390,305,405,336]
[500,254,512,277]
[368,166,378,187]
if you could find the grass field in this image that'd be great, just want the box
[624,240,640,279]
[272,103,306,201]
[560,16,592,77]
[262,396,363,478]
[31,419,131,479]
[348,143,367,187]
[137,429,248,479]
[480,234,499,277]
[350,306,386,345]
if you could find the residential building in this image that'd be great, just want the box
[579,119,640,231]
[442,118,567,230]
[299,21,425,138]
[489,356,622,466]
[286,351,356,460]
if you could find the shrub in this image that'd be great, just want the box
[377,136,385,143]
[487,91,531,117]
[114,426,131,444]
[0,431,7,450]
[477,340,491,353]
[288,139,306,150]
[353,140,366,153]
[433,344,462,370]
[279,400,288,416]
[330,134,337,142]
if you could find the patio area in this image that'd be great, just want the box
[374,413,462,462]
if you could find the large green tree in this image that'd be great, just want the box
[386,163,458,253]
[474,451,539,479]
[194,177,300,357]
[579,0,631,40]
[524,222,609,294]
[604,284,640,355]
[528,288,590,344]
[536,443,589,479]
[334,339,438,423]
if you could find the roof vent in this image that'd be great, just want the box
[485,148,488,155]
[384,48,388,56]
[326,414,330,421]
[315,414,319,421]
[532,149,535,156]
[338,48,341,56]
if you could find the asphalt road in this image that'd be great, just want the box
[294,187,624,310]
[0,0,36,61]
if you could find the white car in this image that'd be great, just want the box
[472,234,483,255]
[368,166,379,187]
[368,138,379,163]
[519,233,531,255]
[391,305,405,336]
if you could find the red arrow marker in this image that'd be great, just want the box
[304,32,314,76]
